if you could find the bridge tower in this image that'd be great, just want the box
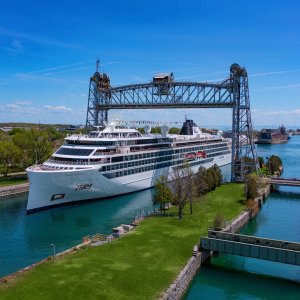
[85,60,110,129]
[230,63,259,181]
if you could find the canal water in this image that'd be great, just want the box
[185,136,300,299]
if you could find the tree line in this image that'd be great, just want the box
[153,163,223,219]
[0,127,66,176]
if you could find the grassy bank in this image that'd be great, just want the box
[0,178,28,187]
[0,183,245,300]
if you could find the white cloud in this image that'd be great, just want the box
[0,102,41,115]
[255,83,300,91]
[250,70,296,77]
[15,100,32,105]
[0,27,82,49]
[5,39,24,54]
[44,105,73,113]
[250,108,300,127]
[6,103,19,109]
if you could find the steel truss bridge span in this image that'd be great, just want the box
[201,230,300,266]
[85,63,259,182]
[104,80,234,109]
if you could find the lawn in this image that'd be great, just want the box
[0,178,28,187]
[0,183,245,300]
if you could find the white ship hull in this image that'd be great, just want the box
[27,154,231,213]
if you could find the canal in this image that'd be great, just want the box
[185,136,300,299]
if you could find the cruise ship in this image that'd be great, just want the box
[26,119,231,213]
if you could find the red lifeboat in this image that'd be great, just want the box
[185,152,196,160]
[196,151,207,158]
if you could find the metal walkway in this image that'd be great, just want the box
[201,230,300,266]
[269,177,300,187]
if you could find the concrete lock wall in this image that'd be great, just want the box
[161,251,211,300]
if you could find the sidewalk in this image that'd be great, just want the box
[0,171,27,178]
[0,182,29,197]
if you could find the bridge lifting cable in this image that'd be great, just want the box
[85,62,259,182]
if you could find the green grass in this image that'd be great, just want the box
[0,183,245,300]
[259,166,270,175]
[0,178,28,187]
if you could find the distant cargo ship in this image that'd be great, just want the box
[256,125,288,144]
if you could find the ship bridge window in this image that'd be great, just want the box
[56,148,93,156]
[126,133,140,138]
[112,156,124,163]
[102,133,119,138]
[88,131,99,138]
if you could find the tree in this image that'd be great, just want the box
[257,156,264,168]
[194,166,209,197]
[153,175,173,214]
[8,128,24,136]
[205,168,217,191]
[168,127,180,134]
[151,127,161,134]
[169,161,195,219]
[245,173,259,200]
[0,142,21,176]
[212,164,222,187]
[12,129,53,167]
[213,213,225,230]
[267,155,282,175]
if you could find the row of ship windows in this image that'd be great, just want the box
[103,157,215,179]
[103,155,175,171]
[106,147,229,171]
[56,142,228,158]
[49,147,229,168]
[102,150,230,173]
[113,143,228,162]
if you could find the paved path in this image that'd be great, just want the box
[0,171,27,178]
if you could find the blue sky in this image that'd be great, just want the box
[1,0,300,127]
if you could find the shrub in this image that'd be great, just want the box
[213,213,225,230]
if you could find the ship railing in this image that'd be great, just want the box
[28,164,44,170]
[46,159,108,166]
[93,151,116,156]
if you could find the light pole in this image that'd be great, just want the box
[51,243,56,261]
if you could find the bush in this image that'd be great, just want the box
[213,213,225,230]
[267,155,282,175]
[245,173,259,200]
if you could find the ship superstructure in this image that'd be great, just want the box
[256,125,288,144]
[26,119,231,212]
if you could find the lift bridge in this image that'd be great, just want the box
[85,62,259,182]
